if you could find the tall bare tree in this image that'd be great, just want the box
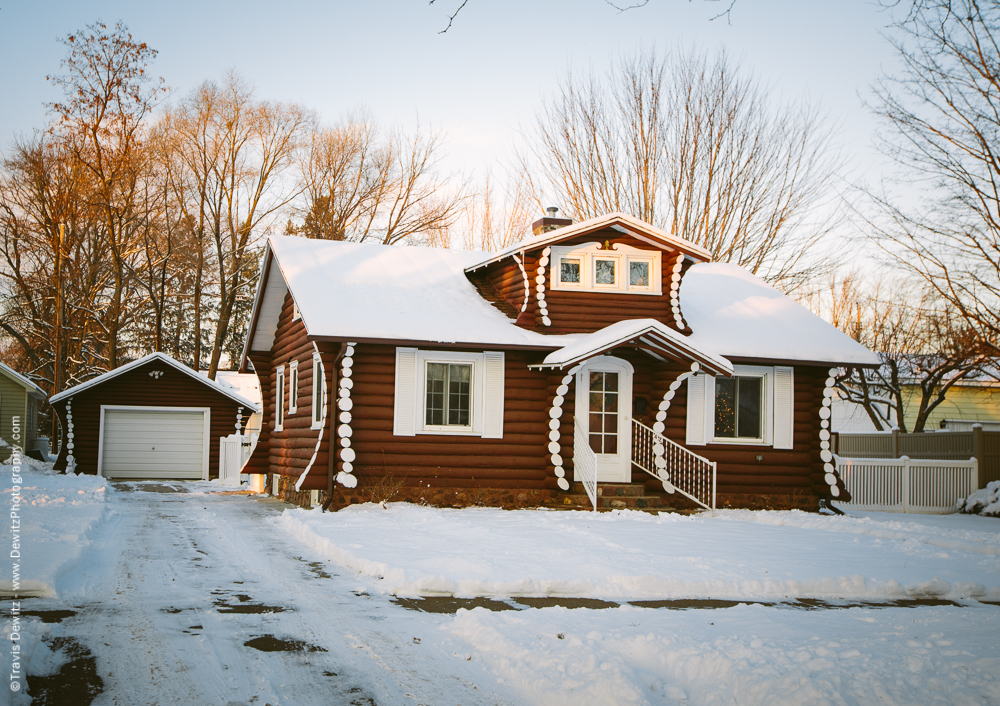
[868,0,1000,351]
[293,115,466,245]
[521,48,842,292]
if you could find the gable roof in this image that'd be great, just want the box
[464,212,713,272]
[682,263,881,367]
[0,361,46,399]
[532,319,733,376]
[49,352,259,410]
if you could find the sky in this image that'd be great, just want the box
[0,0,903,204]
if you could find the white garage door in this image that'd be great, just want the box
[101,408,207,479]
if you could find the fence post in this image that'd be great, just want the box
[892,427,900,459]
[901,455,910,512]
[972,424,984,488]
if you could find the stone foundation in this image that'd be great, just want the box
[325,484,558,511]
[715,490,820,512]
[269,473,328,509]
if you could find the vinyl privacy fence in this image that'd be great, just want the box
[835,456,978,514]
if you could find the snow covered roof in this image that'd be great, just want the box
[215,372,263,408]
[534,319,733,376]
[681,264,881,367]
[464,212,713,272]
[258,236,576,350]
[0,361,45,399]
[50,352,259,410]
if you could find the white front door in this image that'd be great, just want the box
[575,356,633,483]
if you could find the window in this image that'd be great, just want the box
[588,370,620,454]
[292,300,301,321]
[393,348,505,438]
[275,366,285,432]
[311,354,324,429]
[549,243,661,295]
[714,374,764,441]
[288,360,298,414]
[425,362,473,428]
[685,365,795,448]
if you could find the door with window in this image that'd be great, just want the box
[575,356,633,482]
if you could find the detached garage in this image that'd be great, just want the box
[50,353,258,480]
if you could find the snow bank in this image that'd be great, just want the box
[446,603,1000,706]
[275,503,1000,602]
[957,481,1000,517]
[1,464,110,597]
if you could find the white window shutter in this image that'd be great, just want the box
[393,347,418,436]
[773,366,795,449]
[482,351,505,439]
[686,373,708,446]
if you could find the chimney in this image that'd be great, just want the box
[531,206,573,236]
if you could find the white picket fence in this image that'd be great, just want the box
[219,433,257,486]
[836,455,978,514]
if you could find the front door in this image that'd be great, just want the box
[575,356,633,483]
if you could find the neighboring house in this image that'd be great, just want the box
[0,361,46,456]
[240,212,879,510]
[50,352,258,480]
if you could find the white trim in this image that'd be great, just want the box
[574,355,633,483]
[288,360,299,415]
[97,405,211,481]
[49,352,258,409]
[292,300,301,321]
[275,365,285,432]
[415,351,484,436]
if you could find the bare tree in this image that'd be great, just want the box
[293,115,466,246]
[459,169,535,252]
[868,0,1000,350]
[46,21,167,369]
[803,272,991,432]
[521,48,842,292]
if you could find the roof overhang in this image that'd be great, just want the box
[465,212,712,272]
[50,352,259,410]
[0,361,46,399]
[528,319,733,376]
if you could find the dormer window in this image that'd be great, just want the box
[550,243,661,295]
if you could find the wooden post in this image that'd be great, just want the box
[891,427,900,459]
[972,423,985,489]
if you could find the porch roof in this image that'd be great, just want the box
[530,319,734,376]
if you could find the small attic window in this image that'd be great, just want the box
[550,243,661,295]
[292,301,300,321]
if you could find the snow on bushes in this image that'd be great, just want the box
[957,481,1000,517]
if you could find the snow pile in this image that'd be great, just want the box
[276,503,1000,602]
[956,481,1000,517]
[446,603,1000,706]
[1,464,110,597]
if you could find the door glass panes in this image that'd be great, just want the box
[588,371,619,453]
[426,362,472,427]
[560,258,581,284]
[715,376,763,440]
[629,261,650,287]
[594,259,616,285]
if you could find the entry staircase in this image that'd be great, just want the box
[568,419,716,515]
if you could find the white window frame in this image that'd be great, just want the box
[416,351,484,436]
[288,360,298,415]
[292,300,301,321]
[275,365,285,432]
[311,353,324,430]
[708,365,772,445]
[549,242,662,295]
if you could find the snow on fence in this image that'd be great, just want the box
[219,433,256,486]
[632,420,716,514]
[836,455,978,514]
[573,419,598,511]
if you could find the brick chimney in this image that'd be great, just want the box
[531,206,572,236]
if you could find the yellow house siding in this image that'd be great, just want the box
[902,385,1000,430]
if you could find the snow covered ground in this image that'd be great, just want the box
[276,502,1000,602]
[6,469,999,706]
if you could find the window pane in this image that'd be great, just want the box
[447,363,471,426]
[737,377,763,439]
[590,392,603,413]
[715,377,737,438]
[604,392,618,413]
[425,363,446,426]
[604,372,618,392]
[561,258,581,284]
[589,371,604,391]
[630,261,650,287]
[595,259,616,285]
[603,413,617,433]
[604,434,618,455]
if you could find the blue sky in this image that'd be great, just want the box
[1,0,901,182]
